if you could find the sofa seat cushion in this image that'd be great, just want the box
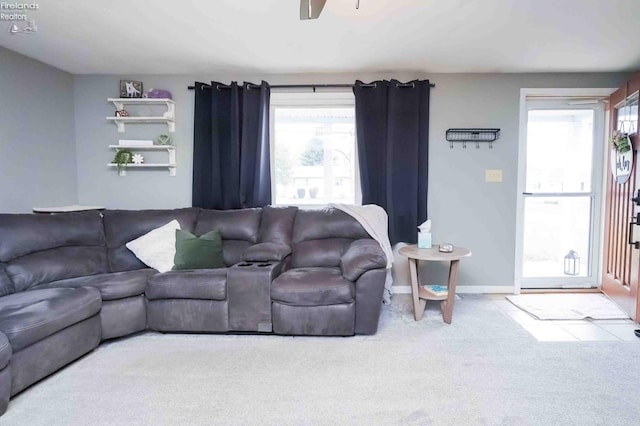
[0,287,101,352]
[0,332,10,370]
[271,267,354,306]
[146,269,228,301]
[32,269,155,301]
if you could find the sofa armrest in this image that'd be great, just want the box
[0,331,10,371]
[243,242,292,262]
[340,239,387,281]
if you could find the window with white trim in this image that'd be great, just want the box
[270,92,361,207]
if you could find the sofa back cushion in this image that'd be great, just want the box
[258,206,298,245]
[0,211,107,291]
[103,208,200,272]
[195,208,261,266]
[290,209,370,268]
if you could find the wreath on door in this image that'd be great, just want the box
[610,130,631,153]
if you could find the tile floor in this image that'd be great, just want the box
[487,294,639,342]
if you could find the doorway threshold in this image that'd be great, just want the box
[520,287,601,294]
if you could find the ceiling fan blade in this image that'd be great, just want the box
[300,0,327,20]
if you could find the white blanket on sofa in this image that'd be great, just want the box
[330,203,394,304]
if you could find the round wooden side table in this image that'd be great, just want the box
[398,244,472,324]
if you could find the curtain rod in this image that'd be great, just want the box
[187,82,435,90]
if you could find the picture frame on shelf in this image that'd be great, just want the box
[120,80,143,98]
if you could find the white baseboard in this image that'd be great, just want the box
[391,285,515,294]
[390,286,412,294]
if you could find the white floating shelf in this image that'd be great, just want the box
[106,117,175,132]
[108,163,177,177]
[108,163,172,167]
[107,98,176,132]
[109,145,176,150]
[108,145,176,176]
[108,98,174,105]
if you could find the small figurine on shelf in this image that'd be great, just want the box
[156,134,172,145]
[115,109,129,117]
[120,80,143,98]
[146,88,172,99]
[132,154,144,165]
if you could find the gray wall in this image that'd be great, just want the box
[74,75,196,209]
[0,46,77,213]
[73,72,628,289]
[0,44,630,288]
[424,73,626,288]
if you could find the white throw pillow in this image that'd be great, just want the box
[125,220,181,273]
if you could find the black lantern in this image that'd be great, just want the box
[564,250,580,275]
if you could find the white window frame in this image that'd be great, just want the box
[269,91,361,208]
[514,88,615,293]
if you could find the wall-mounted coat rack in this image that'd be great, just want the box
[446,128,500,149]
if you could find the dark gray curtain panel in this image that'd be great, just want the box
[353,79,430,244]
[192,81,271,209]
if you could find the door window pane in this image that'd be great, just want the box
[616,93,638,134]
[272,107,357,205]
[522,196,591,277]
[526,110,594,193]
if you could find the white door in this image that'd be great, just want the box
[516,99,605,289]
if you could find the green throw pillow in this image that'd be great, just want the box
[173,230,225,270]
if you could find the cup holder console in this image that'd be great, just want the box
[236,262,272,267]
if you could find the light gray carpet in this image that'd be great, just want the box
[506,293,629,320]
[3,295,640,425]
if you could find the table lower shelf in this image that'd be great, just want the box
[419,285,449,301]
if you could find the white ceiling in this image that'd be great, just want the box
[2,0,640,75]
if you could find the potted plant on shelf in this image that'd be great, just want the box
[113,149,133,173]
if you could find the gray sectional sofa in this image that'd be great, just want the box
[0,206,387,414]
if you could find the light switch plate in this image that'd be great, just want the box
[485,169,503,183]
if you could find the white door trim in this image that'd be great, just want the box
[515,88,616,292]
